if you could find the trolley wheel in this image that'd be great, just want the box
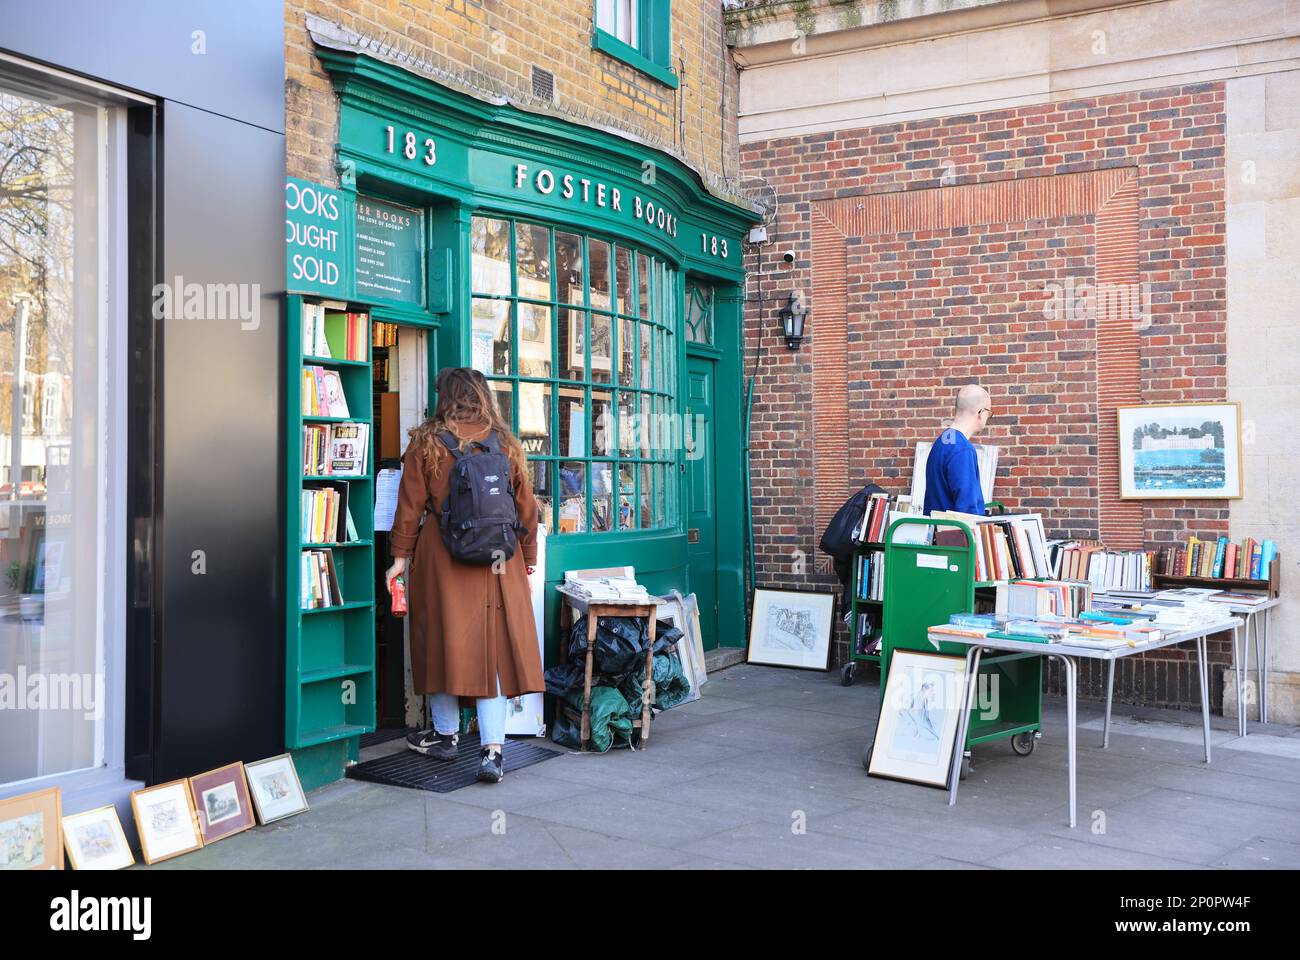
[1011,732,1037,756]
[862,742,873,772]
[959,754,972,780]
[840,662,856,687]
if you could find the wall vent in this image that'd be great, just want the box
[531,65,555,102]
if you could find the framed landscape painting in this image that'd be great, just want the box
[1117,402,1242,499]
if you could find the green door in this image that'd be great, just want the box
[686,354,718,649]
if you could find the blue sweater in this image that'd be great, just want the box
[924,429,985,516]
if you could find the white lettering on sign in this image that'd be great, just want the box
[511,163,678,238]
[286,181,342,287]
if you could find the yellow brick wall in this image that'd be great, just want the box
[285,1,740,194]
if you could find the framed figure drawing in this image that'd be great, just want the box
[62,805,134,871]
[131,779,203,864]
[1117,402,1242,499]
[868,650,967,789]
[0,786,62,870]
[746,588,834,670]
[188,762,256,845]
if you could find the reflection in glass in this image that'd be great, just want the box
[637,252,650,319]
[559,308,584,381]
[556,232,583,307]
[592,462,613,532]
[471,216,511,295]
[488,378,513,428]
[640,322,651,389]
[530,459,553,534]
[558,388,585,459]
[517,381,551,457]
[589,311,612,384]
[517,303,551,378]
[618,463,635,530]
[471,298,510,376]
[640,463,653,529]
[615,246,632,316]
[588,239,611,312]
[592,390,613,457]
[617,392,636,456]
[558,460,586,533]
[619,317,635,387]
[515,222,551,301]
[655,463,666,527]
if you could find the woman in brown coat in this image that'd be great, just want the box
[384,367,544,783]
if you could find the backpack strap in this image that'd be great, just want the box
[439,428,496,457]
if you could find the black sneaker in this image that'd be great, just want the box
[406,729,458,760]
[476,747,504,784]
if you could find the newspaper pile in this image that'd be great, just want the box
[561,573,652,604]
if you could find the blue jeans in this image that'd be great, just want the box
[428,675,506,747]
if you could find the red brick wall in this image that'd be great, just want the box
[741,82,1229,708]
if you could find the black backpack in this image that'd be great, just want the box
[819,483,885,614]
[436,430,520,565]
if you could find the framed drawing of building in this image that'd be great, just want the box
[1117,402,1242,499]
[746,588,834,670]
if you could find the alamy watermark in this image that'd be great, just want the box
[152,274,261,331]
[0,667,103,721]
[1042,276,1153,329]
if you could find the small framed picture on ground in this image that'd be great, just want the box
[62,805,134,871]
[131,779,203,864]
[1117,401,1242,499]
[0,786,62,870]
[746,588,835,670]
[868,650,967,789]
[245,753,309,824]
[188,761,256,844]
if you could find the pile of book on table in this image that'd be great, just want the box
[929,608,1163,650]
[1094,586,1258,624]
[560,573,652,604]
[1157,535,1277,581]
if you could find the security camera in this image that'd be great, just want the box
[781,250,796,264]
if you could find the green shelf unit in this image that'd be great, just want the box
[849,541,887,666]
[286,295,377,785]
[878,516,1043,754]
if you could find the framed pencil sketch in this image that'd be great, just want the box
[131,779,203,864]
[245,753,309,824]
[0,786,62,870]
[868,650,967,789]
[62,805,134,871]
[1117,401,1242,498]
[746,588,834,670]
[188,762,256,844]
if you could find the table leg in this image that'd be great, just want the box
[1260,609,1270,725]
[1195,634,1211,764]
[947,645,982,808]
[1061,655,1077,829]
[1235,622,1247,739]
[1102,657,1115,749]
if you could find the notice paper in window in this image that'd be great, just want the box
[374,467,402,531]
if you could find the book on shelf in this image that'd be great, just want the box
[851,492,920,544]
[303,302,330,358]
[373,320,398,347]
[929,511,1052,581]
[995,579,1091,619]
[302,365,350,418]
[1156,535,1276,582]
[302,480,352,544]
[302,422,370,476]
[321,310,369,362]
[856,549,885,601]
[300,548,343,610]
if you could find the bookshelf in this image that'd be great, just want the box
[286,295,377,776]
[1152,556,1280,598]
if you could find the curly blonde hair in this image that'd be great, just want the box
[406,367,527,479]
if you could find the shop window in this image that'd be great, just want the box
[470,215,678,536]
[685,280,713,345]
[592,0,677,89]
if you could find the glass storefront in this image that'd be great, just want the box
[470,215,677,537]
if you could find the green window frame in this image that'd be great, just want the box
[592,0,677,89]
[470,214,679,537]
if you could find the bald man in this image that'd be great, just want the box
[923,384,990,516]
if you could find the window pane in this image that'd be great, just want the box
[471,298,510,376]
[618,463,635,530]
[471,216,511,295]
[514,222,551,301]
[618,392,637,456]
[686,280,713,344]
[615,246,633,316]
[639,322,651,388]
[592,462,614,532]
[592,389,613,457]
[618,316,635,387]
[590,311,613,384]
[559,307,584,381]
[488,378,513,431]
[556,231,584,308]
[589,239,612,312]
[558,461,586,533]
[558,387,585,458]
[640,393,652,457]
[639,462,653,529]
[655,463,666,527]
[637,253,650,318]
[517,303,551,378]
[530,459,554,534]
[518,381,551,456]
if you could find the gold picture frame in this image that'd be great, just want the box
[62,804,134,871]
[131,778,204,865]
[0,785,62,870]
[1116,401,1243,499]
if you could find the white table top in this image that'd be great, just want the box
[927,616,1244,661]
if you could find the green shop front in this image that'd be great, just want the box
[284,50,755,788]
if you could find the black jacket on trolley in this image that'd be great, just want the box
[818,483,886,617]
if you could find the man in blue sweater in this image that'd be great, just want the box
[924,384,991,516]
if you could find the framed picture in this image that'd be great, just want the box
[910,439,999,508]
[868,650,967,789]
[567,310,613,372]
[245,754,309,824]
[746,588,835,670]
[654,591,704,703]
[0,786,62,870]
[131,779,203,864]
[1118,401,1242,499]
[62,805,134,871]
[188,762,256,844]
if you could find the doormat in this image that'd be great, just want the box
[346,732,562,793]
[359,727,412,748]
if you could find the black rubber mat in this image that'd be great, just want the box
[359,727,412,748]
[346,732,562,793]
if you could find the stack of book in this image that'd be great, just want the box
[301,484,358,544]
[302,422,370,476]
[302,305,369,361]
[300,549,342,609]
[303,366,350,417]
[930,511,1053,581]
[1158,535,1276,581]
[851,493,920,544]
[929,610,1164,650]
[856,550,885,601]
[995,579,1091,618]
[1080,549,1157,592]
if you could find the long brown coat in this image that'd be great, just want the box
[388,422,544,699]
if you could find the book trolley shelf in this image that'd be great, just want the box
[285,295,377,771]
[1152,556,1280,598]
[856,515,1045,775]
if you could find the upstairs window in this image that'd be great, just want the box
[593,0,677,89]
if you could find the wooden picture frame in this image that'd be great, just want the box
[0,786,62,870]
[131,779,203,865]
[62,804,134,871]
[188,761,256,845]
[1117,401,1243,499]
[746,588,835,670]
[868,650,967,789]
[245,753,309,824]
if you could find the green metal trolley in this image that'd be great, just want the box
[861,515,1043,777]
